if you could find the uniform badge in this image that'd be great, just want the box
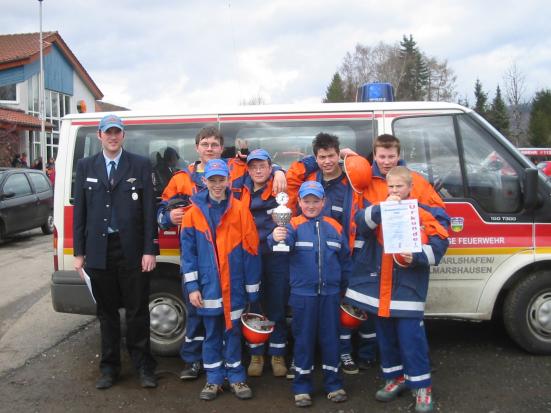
[132,192,139,201]
[450,217,464,232]
[127,178,137,183]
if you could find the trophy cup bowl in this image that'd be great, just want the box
[272,192,292,252]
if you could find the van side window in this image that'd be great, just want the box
[393,115,463,199]
[71,124,212,201]
[393,114,522,214]
[220,120,375,169]
[457,115,521,213]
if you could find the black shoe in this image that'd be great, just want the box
[340,353,359,375]
[139,369,158,388]
[180,361,202,380]
[96,372,117,390]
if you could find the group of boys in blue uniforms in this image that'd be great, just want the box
[157,127,449,411]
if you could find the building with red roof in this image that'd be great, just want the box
[0,31,103,166]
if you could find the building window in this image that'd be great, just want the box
[27,75,70,160]
[0,83,17,102]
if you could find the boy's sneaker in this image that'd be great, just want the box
[230,382,253,400]
[375,376,407,402]
[271,355,288,377]
[180,361,202,380]
[415,387,434,412]
[327,388,348,403]
[247,355,264,377]
[358,358,376,370]
[340,353,359,374]
[294,393,312,407]
[286,360,296,380]
[199,383,222,401]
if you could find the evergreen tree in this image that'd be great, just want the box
[529,89,551,147]
[323,72,347,103]
[473,79,488,117]
[396,35,429,101]
[488,85,510,137]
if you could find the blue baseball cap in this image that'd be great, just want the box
[204,159,229,178]
[246,148,271,163]
[299,181,325,199]
[98,114,124,132]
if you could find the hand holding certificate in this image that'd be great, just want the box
[380,199,422,254]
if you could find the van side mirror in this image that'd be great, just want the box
[523,168,538,211]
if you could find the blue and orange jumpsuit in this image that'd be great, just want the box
[181,188,261,385]
[345,200,449,389]
[231,173,290,357]
[157,158,247,365]
[286,156,377,363]
[268,214,351,395]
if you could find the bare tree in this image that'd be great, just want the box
[503,62,527,145]
[337,39,455,102]
[239,94,267,106]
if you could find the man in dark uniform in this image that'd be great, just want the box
[73,114,158,389]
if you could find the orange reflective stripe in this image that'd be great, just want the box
[419,208,449,239]
[378,253,393,317]
[322,216,343,235]
[286,161,308,215]
[161,171,194,201]
[290,214,309,229]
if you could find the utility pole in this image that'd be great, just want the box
[38,0,46,172]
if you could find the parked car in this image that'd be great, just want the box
[0,167,54,240]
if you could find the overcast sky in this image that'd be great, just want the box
[3,0,550,111]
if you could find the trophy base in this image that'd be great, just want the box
[273,244,290,252]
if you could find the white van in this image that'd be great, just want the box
[51,101,551,356]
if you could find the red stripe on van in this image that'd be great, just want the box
[219,113,375,121]
[71,117,218,126]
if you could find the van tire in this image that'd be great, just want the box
[503,271,551,354]
[149,276,187,356]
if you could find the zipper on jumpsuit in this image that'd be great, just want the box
[316,220,322,295]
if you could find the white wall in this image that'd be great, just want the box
[72,72,97,114]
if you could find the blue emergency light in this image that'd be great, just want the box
[356,82,395,102]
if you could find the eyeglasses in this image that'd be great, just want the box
[198,142,221,149]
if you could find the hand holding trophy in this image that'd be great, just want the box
[272,192,292,252]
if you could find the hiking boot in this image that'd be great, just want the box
[358,358,376,370]
[294,393,312,407]
[199,383,222,401]
[247,355,264,377]
[375,376,407,402]
[327,388,348,403]
[286,360,296,380]
[415,387,434,412]
[271,355,288,377]
[180,361,202,380]
[230,382,253,400]
[340,353,359,374]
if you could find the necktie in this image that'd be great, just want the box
[108,161,118,231]
[108,161,116,188]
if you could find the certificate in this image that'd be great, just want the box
[380,199,422,254]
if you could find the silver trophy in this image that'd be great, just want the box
[272,192,292,252]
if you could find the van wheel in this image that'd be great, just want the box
[503,271,551,354]
[41,212,54,234]
[149,277,187,356]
